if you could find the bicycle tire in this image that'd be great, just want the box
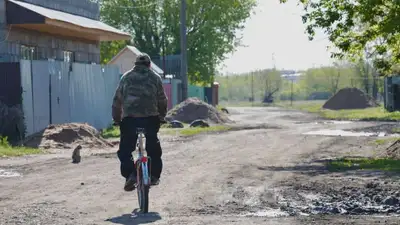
[137,182,149,213]
[136,165,150,213]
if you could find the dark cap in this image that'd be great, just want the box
[135,53,151,64]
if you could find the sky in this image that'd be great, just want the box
[220,0,334,74]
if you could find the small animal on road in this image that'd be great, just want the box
[72,145,82,164]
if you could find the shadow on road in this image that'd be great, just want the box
[105,210,161,225]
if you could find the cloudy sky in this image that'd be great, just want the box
[220,0,335,74]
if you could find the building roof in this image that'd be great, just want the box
[7,0,131,41]
[109,45,164,75]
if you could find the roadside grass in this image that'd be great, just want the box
[101,125,120,138]
[163,125,231,136]
[101,123,231,138]
[327,157,400,172]
[219,101,274,108]
[393,128,400,133]
[0,147,42,157]
[278,101,400,121]
[374,137,400,145]
[0,137,42,157]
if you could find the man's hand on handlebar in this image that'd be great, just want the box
[159,116,167,124]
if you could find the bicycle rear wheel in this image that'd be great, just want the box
[137,167,150,213]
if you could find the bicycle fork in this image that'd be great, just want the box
[136,155,152,186]
[140,157,151,186]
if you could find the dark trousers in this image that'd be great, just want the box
[117,116,163,179]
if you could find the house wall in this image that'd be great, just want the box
[3,27,100,63]
[109,50,135,74]
[0,0,100,63]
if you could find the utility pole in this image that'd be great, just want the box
[272,53,276,69]
[251,72,254,106]
[162,31,166,79]
[226,74,231,100]
[180,0,188,100]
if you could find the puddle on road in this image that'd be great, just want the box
[322,121,353,124]
[243,209,289,217]
[0,168,22,178]
[303,129,392,137]
[295,120,353,125]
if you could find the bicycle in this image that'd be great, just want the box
[134,127,151,213]
[114,119,167,214]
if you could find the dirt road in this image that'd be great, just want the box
[1,107,399,224]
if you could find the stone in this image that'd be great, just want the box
[382,196,400,206]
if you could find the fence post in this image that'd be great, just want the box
[48,72,52,124]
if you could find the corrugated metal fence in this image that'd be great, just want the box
[21,60,120,136]
[188,85,205,101]
[152,55,181,79]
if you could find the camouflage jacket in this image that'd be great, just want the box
[112,65,168,121]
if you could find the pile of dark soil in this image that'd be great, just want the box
[166,97,232,124]
[386,140,400,159]
[24,123,113,149]
[322,88,378,110]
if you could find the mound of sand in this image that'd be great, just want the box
[24,123,113,149]
[166,97,232,124]
[386,140,400,159]
[322,88,378,110]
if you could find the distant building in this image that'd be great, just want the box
[281,73,304,82]
[107,45,164,75]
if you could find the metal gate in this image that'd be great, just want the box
[49,61,71,124]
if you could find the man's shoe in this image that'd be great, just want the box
[151,177,160,186]
[124,174,137,192]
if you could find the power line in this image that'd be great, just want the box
[98,0,164,9]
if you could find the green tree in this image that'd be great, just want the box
[217,69,283,102]
[216,63,384,103]
[100,0,257,84]
[280,0,400,75]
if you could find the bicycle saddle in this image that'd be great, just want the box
[136,127,146,134]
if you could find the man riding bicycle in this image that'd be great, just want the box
[112,53,168,192]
